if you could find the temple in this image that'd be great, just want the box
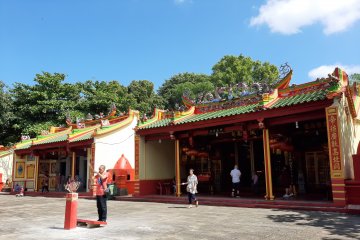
[135,67,360,207]
[3,67,360,208]
[11,109,139,195]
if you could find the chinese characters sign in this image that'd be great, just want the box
[326,107,343,178]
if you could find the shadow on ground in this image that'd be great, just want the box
[267,210,360,240]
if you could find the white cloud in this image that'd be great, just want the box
[250,0,360,35]
[308,64,360,79]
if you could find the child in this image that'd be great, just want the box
[16,186,24,197]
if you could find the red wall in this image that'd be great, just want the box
[353,155,360,181]
[345,180,360,204]
[126,180,136,195]
[139,179,172,195]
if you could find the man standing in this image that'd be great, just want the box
[95,165,109,222]
[230,165,241,197]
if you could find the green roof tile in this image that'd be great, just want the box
[33,134,68,145]
[141,118,172,129]
[270,90,327,109]
[69,131,93,143]
[16,142,32,150]
[139,89,329,130]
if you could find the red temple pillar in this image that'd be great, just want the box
[133,135,140,196]
[325,106,347,207]
[64,192,78,230]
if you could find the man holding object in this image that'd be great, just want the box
[94,165,109,222]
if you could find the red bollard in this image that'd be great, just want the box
[64,192,78,230]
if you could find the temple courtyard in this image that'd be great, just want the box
[0,195,359,240]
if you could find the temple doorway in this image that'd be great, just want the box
[179,129,266,197]
[269,119,332,201]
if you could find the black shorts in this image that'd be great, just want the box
[232,182,240,190]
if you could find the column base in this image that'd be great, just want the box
[265,195,275,200]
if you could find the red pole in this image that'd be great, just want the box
[64,192,78,230]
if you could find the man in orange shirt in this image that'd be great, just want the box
[94,165,109,222]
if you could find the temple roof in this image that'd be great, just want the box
[14,110,139,152]
[138,68,356,131]
[0,149,13,157]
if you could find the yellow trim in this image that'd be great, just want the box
[68,125,99,139]
[175,139,181,197]
[32,127,72,144]
[332,190,345,193]
[173,107,196,124]
[139,108,166,128]
[95,110,139,136]
[333,198,346,201]
[66,193,78,201]
[332,183,345,186]
[71,152,76,179]
[35,156,39,191]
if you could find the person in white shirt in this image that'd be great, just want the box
[230,165,241,197]
[181,169,199,208]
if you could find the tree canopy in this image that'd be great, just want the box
[0,81,15,144]
[158,55,279,109]
[158,73,213,110]
[350,73,360,83]
[0,54,280,146]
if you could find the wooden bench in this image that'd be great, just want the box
[77,219,107,228]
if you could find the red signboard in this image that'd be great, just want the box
[326,107,343,178]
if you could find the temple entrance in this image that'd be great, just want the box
[179,129,266,197]
[178,118,331,201]
[36,148,89,192]
[269,119,332,201]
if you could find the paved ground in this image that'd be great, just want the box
[0,195,359,240]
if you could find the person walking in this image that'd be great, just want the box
[94,165,109,222]
[230,165,241,197]
[42,174,49,193]
[181,169,199,208]
[251,171,259,195]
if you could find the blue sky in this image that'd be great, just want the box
[0,0,359,90]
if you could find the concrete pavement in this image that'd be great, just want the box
[0,195,359,240]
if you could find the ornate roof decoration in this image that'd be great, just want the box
[66,103,118,129]
[137,68,358,131]
[182,63,293,112]
[14,109,138,152]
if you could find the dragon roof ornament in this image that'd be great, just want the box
[182,63,293,108]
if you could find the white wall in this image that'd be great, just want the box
[94,116,137,172]
[0,153,13,182]
[141,139,175,180]
[335,96,360,179]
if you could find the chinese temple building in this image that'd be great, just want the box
[12,109,139,195]
[135,68,360,207]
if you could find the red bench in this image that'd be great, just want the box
[77,219,107,228]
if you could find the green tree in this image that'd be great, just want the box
[158,73,212,109]
[211,54,279,87]
[79,80,129,115]
[11,72,82,136]
[127,80,164,115]
[0,81,16,145]
[350,73,360,83]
